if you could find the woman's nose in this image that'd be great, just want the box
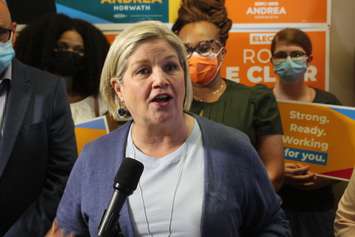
[152,68,169,88]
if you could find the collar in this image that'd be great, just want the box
[1,62,12,81]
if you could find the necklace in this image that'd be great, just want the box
[132,141,189,237]
[193,79,226,102]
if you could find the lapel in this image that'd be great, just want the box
[195,115,226,237]
[0,60,32,178]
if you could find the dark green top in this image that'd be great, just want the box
[190,79,283,146]
[313,88,342,105]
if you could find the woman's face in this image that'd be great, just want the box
[178,21,224,85]
[112,39,186,126]
[57,30,85,56]
[272,42,307,62]
[178,21,220,53]
[271,42,309,82]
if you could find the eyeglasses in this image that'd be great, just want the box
[184,40,223,58]
[272,50,308,64]
[0,27,12,43]
[272,50,307,59]
[54,42,85,57]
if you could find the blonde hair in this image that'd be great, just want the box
[100,21,193,120]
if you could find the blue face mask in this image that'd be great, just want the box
[0,40,15,74]
[273,56,307,82]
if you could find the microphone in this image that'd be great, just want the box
[98,157,144,237]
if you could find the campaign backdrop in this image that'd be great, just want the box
[222,30,327,89]
[225,0,329,25]
[102,28,328,90]
[56,0,170,23]
[278,101,355,181]
[55,0,331,89]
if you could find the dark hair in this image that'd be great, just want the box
[271,28,312,57]
[15,13,110,97]
[171,0,232,46]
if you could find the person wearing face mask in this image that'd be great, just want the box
[0,1,76,236]
[15,13,110,124]
[271,28,341,237]
[271,28,341,104]
[173,0,285,191]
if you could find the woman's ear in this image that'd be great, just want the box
[111,78,124,102]
[308,55,313,65]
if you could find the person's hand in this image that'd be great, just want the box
[284,162,317,188]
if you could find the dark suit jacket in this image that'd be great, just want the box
[0,59,77,236]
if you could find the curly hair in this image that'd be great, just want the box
[171,0,232,46]
[15,13,110,97]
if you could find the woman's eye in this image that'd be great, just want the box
[164,62,179,73]
[198,45,210,54]
[291,51,306,58]
[136,67,151,76]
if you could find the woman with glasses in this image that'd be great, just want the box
[271,28,341,104]
[271,28,341,237]
[172,0,284,190]
[15,13,110,124]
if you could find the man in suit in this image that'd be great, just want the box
[0,1,77,236]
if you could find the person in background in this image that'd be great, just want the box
[335,171,355,237]
[14,13,110,124]
[53,21,290,237]
[0,1,76,236]
[271,27,342,237]
[172,0,284,190]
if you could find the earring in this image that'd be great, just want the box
[117,108,128,117]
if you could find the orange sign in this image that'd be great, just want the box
[278,101,355,180]
[104,29,327,90]
[226,0,328,24]
[221,30,327,89]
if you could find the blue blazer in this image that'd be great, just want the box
[0,60,77,236]
[57,115,290,236]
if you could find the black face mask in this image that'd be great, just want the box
[47,50,85,78]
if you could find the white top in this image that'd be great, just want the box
[127,120,204,237]
[70,95,107,124]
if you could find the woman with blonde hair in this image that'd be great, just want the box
[54,21,289,236]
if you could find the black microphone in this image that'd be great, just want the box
[98,157,144,237]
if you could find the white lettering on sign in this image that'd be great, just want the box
[305,65,318,82]
[247,66,276,83]
[289,123,326,137]
[283,136,329,152]
[289,111,329,125]
[243,49,272,64]
[249,33,275,45]
[226,67,240,82]
[246,7,287,16]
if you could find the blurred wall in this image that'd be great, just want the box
[330,0,355,106]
